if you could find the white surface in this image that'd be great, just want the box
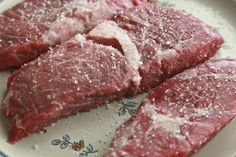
[0,0,236,157]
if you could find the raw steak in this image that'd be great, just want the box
[2,34,135,144]
[0,0,148,71]
[87,4,224,93]
[2,3,224,144]
[103,59,236,157]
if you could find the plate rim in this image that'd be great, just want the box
[0,0,236,157]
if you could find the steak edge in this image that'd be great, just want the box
[103,59,236,157]
[0,0,148,71]
[88,4,224,93]
[2,4,224,144]
[3,34,134,144]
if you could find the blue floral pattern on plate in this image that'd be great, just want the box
[52,135,98,157]
[117,100,138,116]
[0,150,8,157]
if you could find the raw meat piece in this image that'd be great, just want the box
[0,0,71,71]
[88,4,224,93]
[88,21,142,89]
[0,0,148,71]
[2,3,224,144]
[2,34,134,144]
[103,59,236,157]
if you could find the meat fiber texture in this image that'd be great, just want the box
[88,4,223,93]
[2,4,224,144]
[0,0,148,71]
[3,34,135,144]
[103,59,236,157]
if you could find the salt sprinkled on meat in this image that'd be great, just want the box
[104,59,236,157]
[2,33,134,143]
[142,104,184,138]
[42,17,85,45]
[88,20,142,87]
[0,0,148,70]
[179,69,198,80]
[112,3,223,92]
[192,107,212,118]
[2,2,224,144]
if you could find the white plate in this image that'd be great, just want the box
[0,0,236,157]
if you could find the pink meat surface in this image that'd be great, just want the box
[2,3,224,144]
[88,4,223,93]
[103,59,236,157]
[0,0,148,71]
[2,35,134,144]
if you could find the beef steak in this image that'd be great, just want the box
[88,4,224,93]
[103,59,236,157]
[2,4,224,144]
[2,34,134,144]
[0,0,148,71]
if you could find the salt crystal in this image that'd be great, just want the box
[106,104,111,110]
[47,95,51,100]
[166,41,172,45]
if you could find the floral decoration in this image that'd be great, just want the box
[52,135,98,156]
[117,100,138,116]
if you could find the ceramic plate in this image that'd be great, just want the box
[0,0,236,157]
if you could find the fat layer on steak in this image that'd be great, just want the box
[88,4,223,93]
[3,34,134,143]
[103,59,236,157]
[0,0,148,71]
[2,4,224,144]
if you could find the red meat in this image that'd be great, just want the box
[103,59,236,157]
[88,4,223,93]
[2,4,224,144]
[0,0,148,71]
[2,35,134,144]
